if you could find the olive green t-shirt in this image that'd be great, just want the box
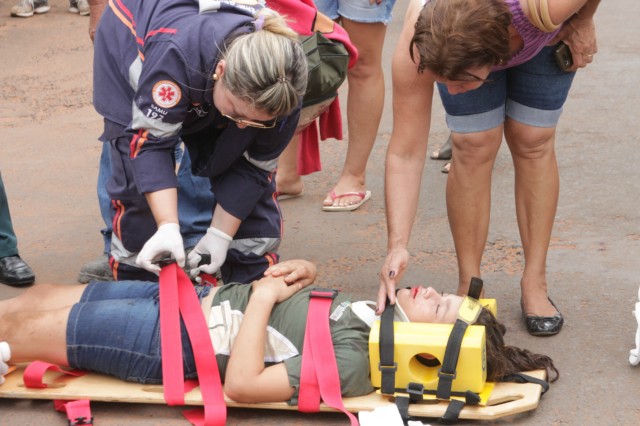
[210,284,374,404]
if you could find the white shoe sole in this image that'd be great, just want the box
[11,5,50,17]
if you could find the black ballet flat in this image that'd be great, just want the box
[521,298,564,336]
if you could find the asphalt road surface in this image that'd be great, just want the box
[1,0,639,424]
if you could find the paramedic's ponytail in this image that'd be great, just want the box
[221,8,307,117]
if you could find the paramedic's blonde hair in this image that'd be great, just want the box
[222,8,308,117]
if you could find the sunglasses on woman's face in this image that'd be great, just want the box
[221,112,277,129]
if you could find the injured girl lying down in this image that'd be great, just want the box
[0,259,557,404]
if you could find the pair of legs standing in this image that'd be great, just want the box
[0,171,35,287]
[277,0,394,211]
[440,45,575,335]
[447,121,559,318]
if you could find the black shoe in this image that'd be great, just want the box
[0,255,35,287]
[77,254,114,284]
[521,298,564,336]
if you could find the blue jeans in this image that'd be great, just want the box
[0,171,18,258]
[66,281,211,383]
[437,45,576,133]
[314,0,396,24]
[98,142,214,254]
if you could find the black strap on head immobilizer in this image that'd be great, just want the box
[436,277,484,401]
[378,298,397,395]
[378,280,485,424]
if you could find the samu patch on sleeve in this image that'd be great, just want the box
[152,80,182,109]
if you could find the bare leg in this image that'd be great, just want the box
[0,283,86,317]
[275,134,304,197]
[0,306,72,366]
[323,19,387,208]
[446,128,503,295]
[505,120,558,317]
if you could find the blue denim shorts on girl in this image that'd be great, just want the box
[437,45,577,133]
[314,0,396,24]
[66,281,211,384]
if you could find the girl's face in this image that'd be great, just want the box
[430,65,493,95]
[396,286,464,324]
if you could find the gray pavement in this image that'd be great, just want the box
[1,0,640,424]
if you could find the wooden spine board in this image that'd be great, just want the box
[0,366,546,421]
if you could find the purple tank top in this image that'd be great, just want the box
[495,0,561,70]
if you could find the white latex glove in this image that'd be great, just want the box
[136,223,185,275]
[0,362,7,385]
[187,227,232,279]
[1,341,11,386]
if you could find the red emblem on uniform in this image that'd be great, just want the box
[152,80,181,108]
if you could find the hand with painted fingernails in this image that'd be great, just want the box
[377,248,409,315]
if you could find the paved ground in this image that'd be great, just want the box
[1,0,639,424]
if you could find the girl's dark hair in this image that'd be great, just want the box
[410,0,512,81]
[477,309,559,383]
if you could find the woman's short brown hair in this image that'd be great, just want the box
[410,0,512,81]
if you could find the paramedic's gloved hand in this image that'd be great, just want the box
[0,359,8,385]
[136,223,185,275]
[1,341,12,385]
[187,227,232,279]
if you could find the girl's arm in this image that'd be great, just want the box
[223,268,313,403]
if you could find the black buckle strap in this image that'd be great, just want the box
[69,417,93,426]
[378,300,396,394]
[467,277,483,300]
[436,278,483,400]
[437,391,480,424]
[406,382,425,404]
[502,372,550,395]
[394,395,411,424]
[436,319,467,399]
[439,399,465,424]
[393,382,426,424]
[309,288,339,299]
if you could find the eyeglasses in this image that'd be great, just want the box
[221,112,277,129]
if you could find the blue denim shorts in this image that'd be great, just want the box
[314,0,396,24]
[66,281,211,384]
[436,45,577,133]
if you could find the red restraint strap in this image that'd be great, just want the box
[298,289,359,425]
[159,262,226,426]
[23,361,92,425]
[54,399,93,426]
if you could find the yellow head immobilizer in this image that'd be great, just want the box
[370,277,496,396]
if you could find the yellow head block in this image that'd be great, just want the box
[479,298,497,317]
[369,298,496,394]
[369,322,487,393]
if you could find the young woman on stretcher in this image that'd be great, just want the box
[0,260,557,403]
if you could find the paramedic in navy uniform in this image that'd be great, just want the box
[92,0,308,282]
